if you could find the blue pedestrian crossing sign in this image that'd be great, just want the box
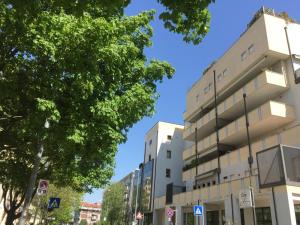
[48,197,61,210]
[193,205,203,216]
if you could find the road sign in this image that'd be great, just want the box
[166,207,174,219]
[48,197,60,210]
[239,188,254,208]
[193,205,203,216]
[136,212,143,220]
[37,179,49,196]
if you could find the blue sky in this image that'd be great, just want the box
[84,0,300,202]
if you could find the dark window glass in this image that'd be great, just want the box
[167,135,172,140]
[255,207,272,225]
[167,150,172,159]
[166,169,171,178]
[206,211,219,225]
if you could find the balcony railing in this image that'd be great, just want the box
[257,145,300,188]
[183,70,288,141]
[183,100,295,161]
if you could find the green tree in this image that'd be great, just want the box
[0,0,213,224]
[79,219,88,225]
[101,183,126,225]
[31,184,82,225]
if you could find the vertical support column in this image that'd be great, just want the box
[176,206,183,225]
[225,195,242,225]
[164,208,169,225]
[213,70,221,184]
[244,208,255,225]
[273,188,296,225]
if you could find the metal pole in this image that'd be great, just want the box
[195,127,198,176]
[230,193,235,224]
[213,70,221,184]
[272,187,278,225]
[284,27,298,83]
[134,170,140,224]
[243,94,257,225]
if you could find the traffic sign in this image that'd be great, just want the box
[48,197,60,210]
[37,179,49,196]
[136,212,143,220]
[239,187,254,208]
[193,205,203,216]
[166,207,174,219]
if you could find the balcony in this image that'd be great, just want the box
[173,176,261,206]
[219,100,295,146]
[182,100,295,162]
[257,145,300,188]
[184,13,291,122]
[183,70,288,141]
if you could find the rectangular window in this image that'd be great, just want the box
[204,86,209,94]
[255,207,272,224]
[166,168,171,178]
[217,73,222,81]
[148,155,151,161]
[149,139,152,145]
[167,135,172,140]
[167,150,171,159]
[223,68,228,77]
[241,51,247,61]
[248,44,255,54]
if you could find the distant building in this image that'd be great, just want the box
[78,202,101,225]
[119,169,139,225]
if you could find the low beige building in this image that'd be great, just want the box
[154,7,300,225]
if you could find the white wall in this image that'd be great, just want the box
[144,122,185,200]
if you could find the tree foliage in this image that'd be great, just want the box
[0,0,214,223]
[31,184,83,225]
[101,183,126,225]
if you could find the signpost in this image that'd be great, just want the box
[37,179,49,196]
[194,205,204,225]
[48,197,61,210]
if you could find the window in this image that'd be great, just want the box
[167,150,172,159]
[167,135,172,140]
[217,73,222,81]
[204,86,209,94]
[149,139,152,145]
[148,155,151,161]
[196,94,200,102]
[248,44,255,54]
[223,68,228,77]
[166,168,171,178]
[241,51,247,61]
[255,207,272,225]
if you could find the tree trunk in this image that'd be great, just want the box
[5,207,16,225]
[18,136,44,225]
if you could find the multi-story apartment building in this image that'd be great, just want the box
[142,121,185,225]
[77,202,101,225]
[120,170,138,225]
[154,7,300,225]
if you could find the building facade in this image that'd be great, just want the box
[154,7,300,225]
[78,202,101,225]
[143,122,185,225]
[120,170,138,225]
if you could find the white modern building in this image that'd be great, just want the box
[154,7,300,225]
[142,121,185,225]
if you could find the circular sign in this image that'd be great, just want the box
[136,212,143,220]
[166,208,174,218]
